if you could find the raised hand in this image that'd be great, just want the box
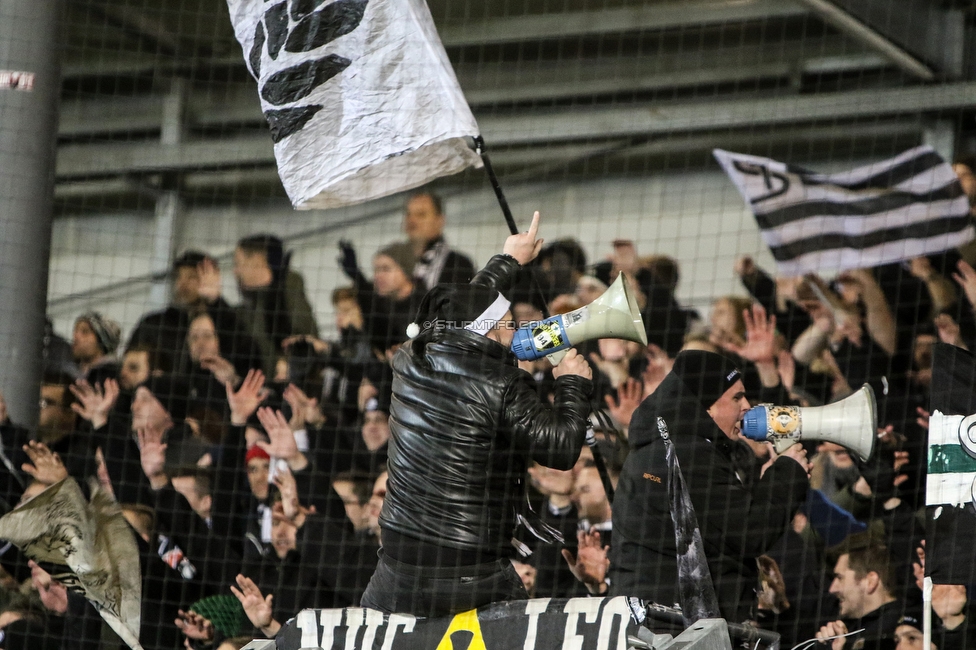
[733,255,757,278]
[917,407,930,431]
[137,427,168,489]
[953,259,976,308]
[609,240,639,277]
[283,383,324,430]
[174,609,214,642]
[721,303,776,364]
[561,529,610,594]
[196,257,222,303]
[272,465,301,522]
[604,377,643,427]
[256,407,306,470]
[226,369,267,426]
[777,349,796,391]
[337,240,360,280]
[21,441,68,486]
[231,574,280,637]
[502,211,544,265]
[641,343,673,396]
[70,378,119,429]
[935,313,967,349]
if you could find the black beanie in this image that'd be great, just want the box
[672,350,742,410]
[410,283,510,336]
[895,608,924,633]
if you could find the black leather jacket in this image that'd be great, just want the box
[379,255,592,557]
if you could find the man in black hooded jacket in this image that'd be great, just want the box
[610,350,809,623]
[361,212,594,618]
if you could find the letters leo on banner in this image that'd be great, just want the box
[0,71,36,91]
[276,597,644,650]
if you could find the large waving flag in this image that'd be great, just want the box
[226,0,482,209]
[714,146,973,276]
[926,343,976,585]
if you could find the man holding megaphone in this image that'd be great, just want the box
[610,350,811,623]
[361,211,596,619]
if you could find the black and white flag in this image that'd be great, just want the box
[227,0,482,209]
[714,146,973,276]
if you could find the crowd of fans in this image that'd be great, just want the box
[0,157,974,650]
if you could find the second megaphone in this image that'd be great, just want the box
[740,384,877,461]
[510,272,647,362]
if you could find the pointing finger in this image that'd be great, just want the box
[527,211,540,239]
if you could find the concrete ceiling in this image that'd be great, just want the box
[54,0,976,212]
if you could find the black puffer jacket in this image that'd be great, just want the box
[610,368,808,622]
[379,255,592,557]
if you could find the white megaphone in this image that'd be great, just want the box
[740,384,877,461]
[510,272,647,364]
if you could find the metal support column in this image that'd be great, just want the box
[148,79,187,309]
[0,0,61,428]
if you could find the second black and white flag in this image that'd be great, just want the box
[714,146,973,276]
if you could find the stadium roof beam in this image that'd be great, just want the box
[438,0,808,46]
[477,81,976,145]
[797,0,935,80]
[58,43,891,137]
[54,120,924,202]
[78,0,187,58]
[54,82,976,181]
[459,49,888,106]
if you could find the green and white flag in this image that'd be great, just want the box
[926,343,976,585]
[927,410,976,508]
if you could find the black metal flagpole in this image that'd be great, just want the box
[474,136,520,237]
[474,134,616,504]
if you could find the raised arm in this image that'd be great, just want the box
[838,268,896,356]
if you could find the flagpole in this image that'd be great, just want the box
[474,135,619,505]
[923,576,932,650]
[474,136,520,236]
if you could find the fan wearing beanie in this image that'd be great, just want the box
[610,349,810,623]
[360,212,595,618]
